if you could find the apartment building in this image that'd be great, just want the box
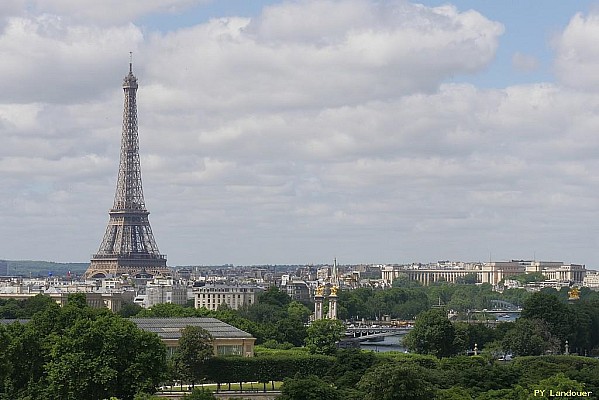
[193,284,263,311]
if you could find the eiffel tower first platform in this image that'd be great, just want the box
[85,62,168,279]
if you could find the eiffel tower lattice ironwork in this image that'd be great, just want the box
[86,62,168,279]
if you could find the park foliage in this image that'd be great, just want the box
[0,293,166,400]
[1,283,599,399]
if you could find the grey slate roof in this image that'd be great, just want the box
[129,317,254,340]
[0,319,29,325]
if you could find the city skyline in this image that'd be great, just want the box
[3,1,599,267]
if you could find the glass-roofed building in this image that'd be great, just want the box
[130,317,255,357]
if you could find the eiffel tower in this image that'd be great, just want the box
[86,61,168,279]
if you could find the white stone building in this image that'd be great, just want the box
[382,260,586,287]
[144,277,187,308]
[193,284,263,311]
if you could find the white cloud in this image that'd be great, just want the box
[142,1,503,112]
[135,80,599,264]
[0,0,23,17]
[0,15,144,103]
[27,0,207,25]
[3,1,599,265]
[512,52,538,73]
[554,11,599,89]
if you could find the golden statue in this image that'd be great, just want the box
[315,286,324,296]
[330,286,338,296]
[568,287,580,301]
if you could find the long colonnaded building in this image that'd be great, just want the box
[382,260,586,286]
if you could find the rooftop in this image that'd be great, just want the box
[129,317,253,340]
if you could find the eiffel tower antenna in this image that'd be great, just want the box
[86,59,168,279]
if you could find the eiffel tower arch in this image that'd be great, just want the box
[86,62,168,279]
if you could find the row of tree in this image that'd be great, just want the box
[4,280,599,399]
[125,284,599,359]
[160,286,599,398]
[134,325,599,400]
[7,283,595,351]
[335,283,535,321]
[277,350,599,400]
[0,294,167,400]
[403,289,599,358]
[0,292,341,399]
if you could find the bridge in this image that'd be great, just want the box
[471,310,521,316]
[488,300,521,311]
[345,326,412,340]
[469,310,521,320]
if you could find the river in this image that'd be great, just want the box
[359,335,408,353]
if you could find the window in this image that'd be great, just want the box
[217,345,243,356]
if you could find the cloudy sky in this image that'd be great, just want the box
[3,0,599,267]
